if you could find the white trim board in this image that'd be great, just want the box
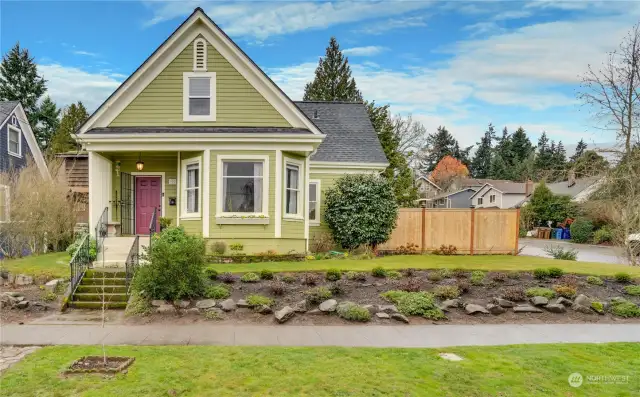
[283,156,304,220]
[180,157,202,219]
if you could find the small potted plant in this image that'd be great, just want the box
[159,217,172,231]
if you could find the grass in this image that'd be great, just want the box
[0,251,69,278]
[1,344,638,396]
[208,254,640,277]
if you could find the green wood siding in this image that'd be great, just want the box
[309,171,341,240]
[206,238,305,254]
[110,40,291,127]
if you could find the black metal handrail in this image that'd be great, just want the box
[95,207,108,262]
[149,207,157,248]
[125,235,140,293]
[69,234,91,296]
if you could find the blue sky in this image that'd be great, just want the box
[2,1,637,151]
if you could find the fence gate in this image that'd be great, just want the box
[120,172,135,235]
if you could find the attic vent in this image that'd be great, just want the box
[313,109,319,119]
[193,38,207,71]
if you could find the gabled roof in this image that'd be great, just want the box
[415,176,442,190]
[296,101,388,164]
[78,8,322,136]
[469,181,531,199]
[0,101,19,125]
[429,188,475,201]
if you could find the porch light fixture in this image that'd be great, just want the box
[136,153,144,171]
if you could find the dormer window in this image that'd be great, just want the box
[193,38,207,71]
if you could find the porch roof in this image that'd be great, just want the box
[85,126,313,134]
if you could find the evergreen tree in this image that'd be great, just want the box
[573,150,609,177]
[534,132,552,177]
[489,153,510,179]
[470,123,495,178]
[303,37,362,102]
[50,102,88,154]
[494,127,512,165]
[0,42,46,126]
[420,126,458,172]
[36,96,60,151]
[570,139,588,162]
[453,141,473,167]
[510,126,534,163]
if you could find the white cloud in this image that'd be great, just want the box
[38,64,122,111]
[343,46,387,56]
[355,15,427,34]
[72,50,99,57]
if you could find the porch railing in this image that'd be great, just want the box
[69,234,91,296]
[95,207,108,264]
[149,207,157,249]
[125,235,140,293]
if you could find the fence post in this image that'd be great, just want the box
[469,208,475,255]
[514,208,521,255]
[421,207,426,253]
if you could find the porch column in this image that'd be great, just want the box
[202,150,210,238]
[88,151,113,236]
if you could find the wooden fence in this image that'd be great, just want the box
[379,208,520,255]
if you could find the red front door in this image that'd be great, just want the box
[136,177,162,235]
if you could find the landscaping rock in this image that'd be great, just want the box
[574,294,591,307]
[377,304,399,314]
[493,298,515,308]
[15,296,24,302]
[151,300,165,307]
[513,305,543,313]
[465,303,489,315]
[306,309,323,315]
[362,304,377,315]
[15,300,29,309]
[236,299,249,308]
[572,303,593,314]
[44,279,64,292]
[375,312,390,319]
[186,308,200,314]
[391,313,409,323]
[195,299,216,309]
[3,291,22,298]
[530,296,549,306]
[544,303,566,313]
[275,306,295,323]
[439,299,461,311]
[292,300,308,313]
[555,297,572,307]
[220,299,237,312]
[319,299,338,312]
[0,294,17,308]
[257,305,273,315]
[177,300,190,309]
[486,303,506,315]
[156,304,176,314]
[13,274,33,286]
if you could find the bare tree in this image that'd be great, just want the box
[578,23,640,156]
[392,114,427,168]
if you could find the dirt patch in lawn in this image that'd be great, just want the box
[1,285,61,324]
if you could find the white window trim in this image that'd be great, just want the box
[490,194,496,203]
[308,179,321,226]
[193,38,208,71]
[216,154,270,218]
[477,197,483,206]
[0,185,10,223]
[181,157,202,219]
[283,157,304,220]
[7,124,21,158]
[182,72,216,122]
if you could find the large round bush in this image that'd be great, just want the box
[324,174,398,249]
[133,227,206,300]
[570,218,594,243]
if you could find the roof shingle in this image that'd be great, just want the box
[0,101,19,125]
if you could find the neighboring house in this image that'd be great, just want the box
[516,173,603,207]
[56,152,89,225]
[470,180,535,209]
[415,176,441,205]
[425,188,476,209]
[79,8,387,253]
[0,101,50,222]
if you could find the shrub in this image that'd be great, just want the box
[305,287,333,304]
[611,300,640,318]
[591,301,605,314]
[260,270,275,280]
[124,291,152,317]
[324,174,398,249]
[329,281,346,296]
[533,268,550,279]
[345,271,367,282]
[229,243,244,252]
[586,276,604,286]
[397,277,422,292]
[325,268,342,281]
[432,245,457,255]
[439,269,453,279]
[433,285,460,300]
[380,290,407,303]
[240,272,260,283]
[301,273,320,286]
[614,272,632,283]
[553,285,577,299]
[280,273,296,284]
[547,267,565,278]
[132,227,206,300]
[490,272,507,282]
[203,310,223,320]
[212,241,227,255]
[470,271,486,286]
[544,246,578,261]
[66,234,98,261]
[396,243,419,255]
[526,287,556,299]
[309,232,335,253]
[456,280,470,293]
[41,291,57,302]
[203,267,218,280]
[427,272,443,282]
[403,268,417,277]
[452,268,467,278]
[507,272,521,280]
[337,302,371,322]
[205,285,231,300]
[371,267,387,278]
[219,272,236,284]
[396,292,445,319]
[593,227,613,244]
[246,294,274,308]
[501,286,526,302]
[386,270,402,280]
[570,218,594,243]
[623,285,640,296]
[557,274,579,288]
[269,281,286,296]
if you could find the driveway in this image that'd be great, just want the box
[519,238,628,265]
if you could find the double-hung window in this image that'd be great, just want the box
[7,125,21,157]
[222,161,264,213]
[285,164,300,216]
[489,194,496,204]
[183,72,216,121]
[308,181,320,224]
[182,158,201,218]
[477,197,483,205]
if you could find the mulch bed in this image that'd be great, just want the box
[64,356,134,375]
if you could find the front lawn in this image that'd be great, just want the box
[0,252,69,279]
[208,254,640,277]
[1,344,637,396]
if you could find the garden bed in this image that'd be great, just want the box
[63,356,134,375]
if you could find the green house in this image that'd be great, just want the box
[80,8,387,254]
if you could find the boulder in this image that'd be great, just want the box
[362,304,377,315]
[275,306,295,323]
[572,303,593,314]
[375,312,390,319]
[177,300,190,309]
[257,305,273,315]
[486,303,506,315]
[195,299,216,309]
[220,299,237,312]
[390,313,409,323]
[0,294,17,308]
[465,303,489,315]
[555,297,573,307]
[293,300,308,313]
[377,304,399,314]
[306,309,323,315]
[151,300,165,307]
[513,305,543,313]
[15,300,29,309]
[3,291,22,298]
[319,299,338,312]
[493,298,515,308]
[185,308,200,314]
[44,279,64,292]
[439,299,461,311]
[13,274,33,286]
[236,299,249,308]
[544,303,566,313]
[15,296,25,302]
[530,296,549,306]
[574,294,591,307]
[156,304,176,314]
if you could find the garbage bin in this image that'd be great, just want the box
[563,228,571,240]
[556,228,564,240]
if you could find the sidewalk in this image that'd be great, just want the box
[2,323,640,348]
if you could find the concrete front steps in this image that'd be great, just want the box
[94,236,142,268]
[70,270,128,310]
